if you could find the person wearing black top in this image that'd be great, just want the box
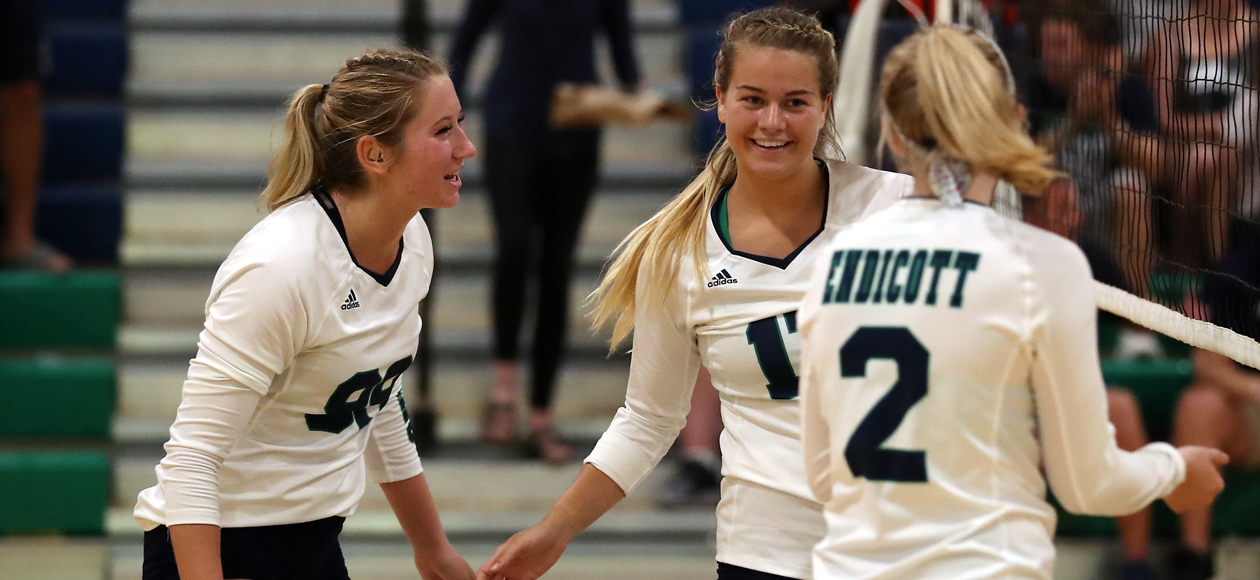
[448,0,642,463]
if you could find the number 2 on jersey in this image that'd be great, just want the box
[841,327,929,483]
[746,311,800,400]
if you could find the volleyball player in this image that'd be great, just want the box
[797,26,1229,580]
[133,48,477,580]
[474,8,912,580]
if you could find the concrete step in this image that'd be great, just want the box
[126,110,692,182]
[111,455,679,517]
[128,29,685,107]
[113,358,631,442]
[121,188,670,268]
[129,0,678,32]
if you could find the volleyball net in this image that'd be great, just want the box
[833,0,1260,369]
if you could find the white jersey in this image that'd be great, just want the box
[797,199,1186,580]
[586,159,912,579]
[135,191,430,530]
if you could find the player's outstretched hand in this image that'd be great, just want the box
[1165,446,1229,513]
[476,524,569,580]
[416,542,476,580]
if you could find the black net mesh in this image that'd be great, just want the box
[1012,0,1260,357]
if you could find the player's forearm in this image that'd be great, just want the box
[169,524,225,580]
[381,473,452,555]
[537,464,626,542]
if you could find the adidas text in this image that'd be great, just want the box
[707,269,738,288]
[341,289,361,310]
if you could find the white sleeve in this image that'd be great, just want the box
[158,259,308,526]
[584,264,701,494]
[365,388,424,483]
[798,257,834,504]
[1031,243,1185,516]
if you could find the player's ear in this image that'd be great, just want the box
[357,135,391,176]
[881,112,909,157]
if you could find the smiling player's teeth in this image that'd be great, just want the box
[754,139,787,148]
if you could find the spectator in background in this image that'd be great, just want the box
[447,0,641,464]
[1025,179,1164,580]
[0,0,71,271]
[1172,238,1260,580]
[1147,0,1259,268]
[1028,4,1163,291]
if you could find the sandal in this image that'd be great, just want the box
[522,426,575,465]
[480,400,517,445]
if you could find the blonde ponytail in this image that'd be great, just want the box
[263,84,325,211]
[882,26,1057,196]
[259,48,448,212]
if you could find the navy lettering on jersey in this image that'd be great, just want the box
[747,311,801,400]
[872,250,895,304]
[924,250,954,306]
[903,250,929,304]
[821,248,981,309]
[306,356,413,434]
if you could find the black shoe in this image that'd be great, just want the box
[1118,560,1155,580]
[1168,549,1214,580]
[657,458,720,508]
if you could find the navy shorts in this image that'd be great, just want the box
[0,0,44,84]
[717,562,801,580]
[142,517,351,580]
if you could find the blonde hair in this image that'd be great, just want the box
[589,7,839,349]
[262,47,448,211]
[881,26,1057,196]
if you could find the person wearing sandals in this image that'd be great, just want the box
[446,0,642,463]
[0,0,72,271]
[133,48,477,580]
[474,8,913,580]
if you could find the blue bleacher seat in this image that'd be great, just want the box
[42,0,127,22]
[680,0,777,26]
[687,29,723,100]
[42,105,125,184]
[37,185,122,263]
[835,14,851,52]
[45,24,128,97]
[693,109,723,158]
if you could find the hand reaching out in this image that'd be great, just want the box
[1165,446,1229,513]
[417,542,476,580]
[476,524,570,580]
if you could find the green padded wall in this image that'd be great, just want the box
[0,271,119,349]
[0,451,109,534]
[0,358,114,438]
[1102,358,1196,443]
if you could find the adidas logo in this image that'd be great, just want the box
[341,289,361,311]
[707,268,738,288]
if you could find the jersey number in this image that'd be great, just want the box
[840,327,929,483]
[306,356,413,434]
[747,311,800,400]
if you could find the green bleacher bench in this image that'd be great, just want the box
[0,451,109,534]
[0,271,119,349]
[0,358,114,438]
[1102,358,1196,443]
[1054,469,1260,538]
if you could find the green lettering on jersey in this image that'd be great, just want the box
[903,250,929,304]
[853,250,881,304]
[872,250,895,303]
[822,251,845,305]
[924,250,954,306]
[833,250,863,303]
[885,250,911,303]
[949,252,982,308]
[306,356,413,434]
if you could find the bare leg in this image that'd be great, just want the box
[0,81,67,271]
[1172,384,1248,553]
[1108,388,1152,563]
[679,367,721,462]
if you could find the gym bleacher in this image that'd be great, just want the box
[1,1,1258,578]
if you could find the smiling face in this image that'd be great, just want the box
[716,45,830,183]
[381,75,476,210]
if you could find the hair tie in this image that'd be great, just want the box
[319,84,330,102]
[929,157,971,209]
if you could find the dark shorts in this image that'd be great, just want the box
[717,562,801,580]
[142,517,351,580]
[0,0,44,84]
